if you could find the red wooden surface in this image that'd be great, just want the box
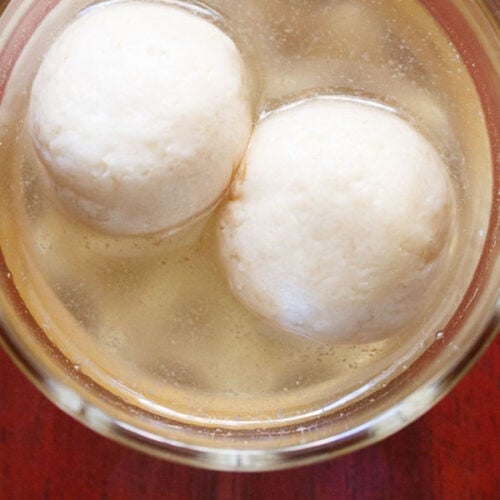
[0,339,498,500]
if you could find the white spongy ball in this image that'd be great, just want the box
[29,1,252,235]
[218,98,453,343]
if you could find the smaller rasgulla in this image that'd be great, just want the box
[29,1,252,235]
[218,97,454,343]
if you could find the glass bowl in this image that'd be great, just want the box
[0,0,498,471]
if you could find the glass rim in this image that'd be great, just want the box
[1,272,498,471]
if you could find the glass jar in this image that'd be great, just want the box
[0,0,498,471]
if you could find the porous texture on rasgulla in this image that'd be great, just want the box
[29,1,252,235]
[218,98,454,343]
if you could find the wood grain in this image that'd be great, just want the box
[0,339,498,500]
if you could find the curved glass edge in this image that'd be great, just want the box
[1,304,498,471]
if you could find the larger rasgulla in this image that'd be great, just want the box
[217,98,454,343]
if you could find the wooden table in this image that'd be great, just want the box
[1,340,497,499]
